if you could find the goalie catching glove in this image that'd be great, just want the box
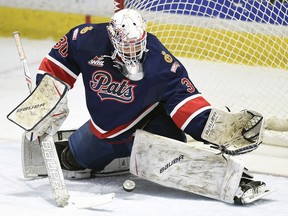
[7,74,69,140]
[201,108,265,155]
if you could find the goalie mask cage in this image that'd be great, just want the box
[114,0,288,146]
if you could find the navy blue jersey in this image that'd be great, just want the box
[37,23,211,140]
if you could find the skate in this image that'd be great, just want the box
[234,178,274,204]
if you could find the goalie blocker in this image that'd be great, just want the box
[7,73,69,141]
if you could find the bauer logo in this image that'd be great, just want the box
[204,110,218,137]
[160,155,184,174]
[16,103,45,112]
[42,140,64,190]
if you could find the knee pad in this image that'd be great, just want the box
[61,146,85,171]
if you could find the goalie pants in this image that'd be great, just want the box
[69,103,186,170]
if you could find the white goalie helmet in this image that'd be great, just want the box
[107,9,148,80]
[107,9,147,65]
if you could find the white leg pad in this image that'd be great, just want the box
[22,133,47,178]
[130,130,244,203]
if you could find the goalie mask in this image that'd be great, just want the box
[107,9,148,81]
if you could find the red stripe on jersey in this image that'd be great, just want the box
[89,120,132,140]
[89,103,159,140]
[172,96,211,128]
[39,57,76,88]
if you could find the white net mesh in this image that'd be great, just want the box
[119,1,288,137]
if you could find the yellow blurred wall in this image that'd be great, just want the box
[0,7,109,40]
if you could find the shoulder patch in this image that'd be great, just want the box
[80,26,94,34]
[161,51,173,63]
[72,28,79,40]
[170,61,180,73]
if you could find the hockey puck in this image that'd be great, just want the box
[123,180,136,192]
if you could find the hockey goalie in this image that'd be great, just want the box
[8,9,273,205]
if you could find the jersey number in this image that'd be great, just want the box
[181,78,195,93]
[54,36,68,58]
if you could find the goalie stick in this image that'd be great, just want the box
[12,31,33,93]
[12,31,115,207]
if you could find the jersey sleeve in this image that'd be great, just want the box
[163,56,212,141]
[36,26,81,88]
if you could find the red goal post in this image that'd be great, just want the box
[114,0,288,146]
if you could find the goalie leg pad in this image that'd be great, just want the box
[130,130,244,203]
[21,130,76,178]
[62,156,130,179]
[22,129,130,179]
[21,132,47,178]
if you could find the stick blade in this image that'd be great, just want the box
[69,193,115,208]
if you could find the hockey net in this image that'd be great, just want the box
[115,0,288,146]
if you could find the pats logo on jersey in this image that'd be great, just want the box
[88,56,105,67]
[90,70,136,103]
